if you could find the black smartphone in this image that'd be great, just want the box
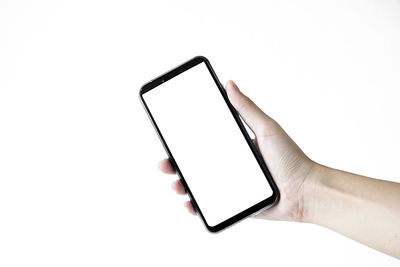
[139,56,279,232]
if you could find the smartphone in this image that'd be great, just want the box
[139,56,279,232]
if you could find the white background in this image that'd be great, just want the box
[0,0,399,266]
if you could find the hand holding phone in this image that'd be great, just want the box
[159,79,317,224]
[143,57,400,259]
[140,56,315,232]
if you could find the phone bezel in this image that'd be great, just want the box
[139,56,279,233]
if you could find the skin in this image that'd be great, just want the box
[158,80,400,259]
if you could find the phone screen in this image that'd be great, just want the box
[142,61,273,228]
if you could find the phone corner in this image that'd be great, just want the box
[271,188,280,207]
[205,224,220,234]
[193,55,210,64]
[139,82,150,100]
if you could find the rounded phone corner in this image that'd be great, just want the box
[204,222,220,234]
[271,188,280,207]
[193,55,209,62]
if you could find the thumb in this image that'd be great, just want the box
[225,80,276,137]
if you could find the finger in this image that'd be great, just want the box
[184,201,196,215]
[157,158,176,174]
[225,80,279,137]
[171,180,186,195]
[252,205,280,220]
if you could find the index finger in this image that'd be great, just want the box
[157,158,176,174]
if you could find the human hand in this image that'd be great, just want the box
[158,80,319,222]
[158,80,400,258]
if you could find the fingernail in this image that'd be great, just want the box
[227,80,240,92]
[225,80,233,89]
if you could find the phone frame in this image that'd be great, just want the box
[139,56,279,232]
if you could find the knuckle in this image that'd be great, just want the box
[236,95,253,113]
[257,119,280,137]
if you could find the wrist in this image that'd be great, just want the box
[300,162,330,224]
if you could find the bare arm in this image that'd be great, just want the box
[305,165,400,258]
[158,80,400,259]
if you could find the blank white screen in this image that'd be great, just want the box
[144,62,273,227]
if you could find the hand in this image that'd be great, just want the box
[158,80,319,222]
[157,80,400,258]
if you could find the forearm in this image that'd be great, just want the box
[304,164,400,258]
